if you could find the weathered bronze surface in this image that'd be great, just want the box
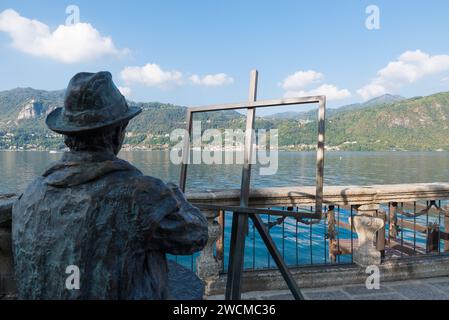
[12,72,208,299]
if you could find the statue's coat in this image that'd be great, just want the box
[12,151,208,299]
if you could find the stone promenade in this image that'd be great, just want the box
[208,276,449,300]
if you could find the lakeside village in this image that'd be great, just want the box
[0,130,346,153]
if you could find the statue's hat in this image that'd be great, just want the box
[46,71,141,134]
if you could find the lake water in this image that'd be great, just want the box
[1,150,449,195]
[1,150,448,270]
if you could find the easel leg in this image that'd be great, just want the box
[225,212,248,300]
[250,214,304,300]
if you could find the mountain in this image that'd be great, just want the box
[0,87,64,120]
[263,110,313,121]
[0,88,245,150]
[17,100,44,121]
[124,101,244,146]
[0,87,447,151]
[337,94,405,112]
[264,110,312,121]
[361,93,405,106]
[265,94,405,121]
[282,92,449,151]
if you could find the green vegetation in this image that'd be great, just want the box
[0,88,448,151]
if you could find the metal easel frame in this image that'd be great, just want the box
[179,70,326,300]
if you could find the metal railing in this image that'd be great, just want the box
[215,205,355,273]
[196,201,447,272]
[2,183,449,296]
[383,200,449,258]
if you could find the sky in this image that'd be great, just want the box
[1,1,449,115]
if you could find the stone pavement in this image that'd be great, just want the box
[208,276,449,300]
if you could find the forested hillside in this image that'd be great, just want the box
[0,87,448,151]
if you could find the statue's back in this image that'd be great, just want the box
[12,156,188,299]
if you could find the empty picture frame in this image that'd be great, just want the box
[179,94,326,218]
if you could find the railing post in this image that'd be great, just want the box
[426,223,440,253]
[376,211,386,258]
[196,209,222,296]
[388,202,398,242]
[351,204,384,266]
[216,210,224,264]
[327,205,337,263]
[445,212,449,252]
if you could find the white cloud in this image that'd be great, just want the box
[280,70,350,101]
[284,84,351,100]
[280,70,323,91]
[358,50,449,100]
[118,86,131,98]
[121,65,235,89]
[120,63,183,88]
[0,9,126,63]
[190,73,234,86]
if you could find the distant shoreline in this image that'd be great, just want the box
[0,149,447,153]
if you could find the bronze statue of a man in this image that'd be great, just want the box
[12,72,208,299]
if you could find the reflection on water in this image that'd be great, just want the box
[1,150,448,194]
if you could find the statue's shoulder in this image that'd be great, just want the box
[122,175,181,214]
[12,176,46,214]
[127,174,173,193]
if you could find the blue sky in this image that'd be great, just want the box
[1,1,449,115]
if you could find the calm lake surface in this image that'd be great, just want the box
[1,150,448,195]
[2,150,448,269]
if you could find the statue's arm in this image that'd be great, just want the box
[151,183,208,255]
[135,178,208,255]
